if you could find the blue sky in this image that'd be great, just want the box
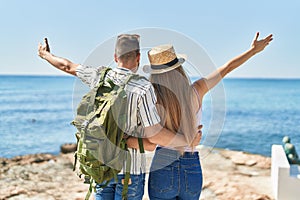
[0,0,299,78]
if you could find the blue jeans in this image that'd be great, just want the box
[95,173,145,200]
[148,147,203,200]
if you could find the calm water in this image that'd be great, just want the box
[0,75,76,158]
[201,78,300,156]
[0,75,299,158]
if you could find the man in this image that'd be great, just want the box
[38,34,201,200]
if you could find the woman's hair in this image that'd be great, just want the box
[150,66,197,148]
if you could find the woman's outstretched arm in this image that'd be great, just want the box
[193,32,273,100]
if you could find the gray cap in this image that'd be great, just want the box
[115,34,140,57]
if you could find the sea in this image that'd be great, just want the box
[0,75,300,158]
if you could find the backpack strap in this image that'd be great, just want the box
[97,67,112,88]
[120,75,143,199]
[123,74,146,154]
[86,67,112,113]
[125,74,147,155]
[122,152,131,200]
[85,180,93,200]
[138,138,145,154]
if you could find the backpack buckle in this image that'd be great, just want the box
[81,120,89,131]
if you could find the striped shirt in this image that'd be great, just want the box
[76,65,160,174]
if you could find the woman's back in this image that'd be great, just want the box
[150,66,199,147]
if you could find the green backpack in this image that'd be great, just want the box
[72,67,144,200]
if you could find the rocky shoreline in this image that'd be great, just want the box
[0,145,274,200]
[198,146,273,200]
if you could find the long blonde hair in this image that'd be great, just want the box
[150,66,197,148]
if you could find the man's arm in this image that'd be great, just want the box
[38,38,79,76]
[193,32,273,99]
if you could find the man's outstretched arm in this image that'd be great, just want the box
[38,38,79,76]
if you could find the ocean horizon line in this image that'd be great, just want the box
[1,74,300,81]
[0,74,74,78]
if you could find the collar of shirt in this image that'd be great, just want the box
[114,66,133,74]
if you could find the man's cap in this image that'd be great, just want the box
[115,34,140,57]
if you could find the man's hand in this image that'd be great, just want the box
[190,125,203,147]
[38,38,50,59]
[37,38,78,75]
[251,32,273,54]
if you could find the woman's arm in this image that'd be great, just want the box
[38,38,79,76]
[127,124,203,151]
[193,32,273,99]
[126,137,157,151]
[144,124,202,148]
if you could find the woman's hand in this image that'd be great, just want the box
[190,125,203,147]
[251,32,273,54]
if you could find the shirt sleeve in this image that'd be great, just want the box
[76,65,105,88]
[138,84,161,128]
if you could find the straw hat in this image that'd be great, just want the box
[143,44,186,74]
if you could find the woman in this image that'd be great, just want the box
[145,32,273,200]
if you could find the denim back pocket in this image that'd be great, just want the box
[184,163,203,195]
[149,165,175,193]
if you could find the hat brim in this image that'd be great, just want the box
[143,54,186,74]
